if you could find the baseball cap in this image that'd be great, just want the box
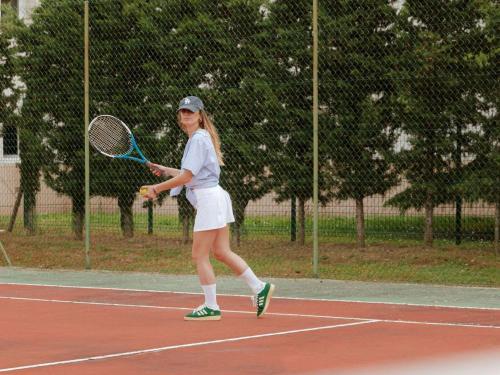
[177,96,204,112]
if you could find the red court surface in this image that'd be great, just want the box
[1,283,499,374]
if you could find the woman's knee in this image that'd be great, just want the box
[213,248,231,262]
[191,248,210,264]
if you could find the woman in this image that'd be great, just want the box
[141,95,274,321]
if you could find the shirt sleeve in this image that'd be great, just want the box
[181,135,207,176]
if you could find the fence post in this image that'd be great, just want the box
[147,200,153,234]
[312,0,319,276]
[84,0,91,269]
[291,195,296,242]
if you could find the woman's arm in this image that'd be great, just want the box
[154,170,192,193]
[141,169,193,199]
[162,167,182,177]
[148,162,181,178]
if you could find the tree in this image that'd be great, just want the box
[385,0,489,246]
[262,0,324,245]
[138,0,276,245]
[461,1,499,254]
[101,0,277,245]
[16,0,167,239]
[17,0,88,239]
[197,0,278,245]
[2,4,42,234]
[320,0,400,247]
[88,0,168,238]
[0,5,19,132]
[122,0,206,241]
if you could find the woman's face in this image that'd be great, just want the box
[179,109,201,134]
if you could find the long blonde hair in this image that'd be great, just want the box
[177,110,224,166]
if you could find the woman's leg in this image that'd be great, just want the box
[191,229,220,313]
[213,226,265,294]
[192,229,218,284]
[213,225,274,317]
[212,226,248,275]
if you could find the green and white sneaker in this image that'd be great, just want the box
[253,283,275,318]
[184,304,221,321]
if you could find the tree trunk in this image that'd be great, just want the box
[290,195,296,242]
[118,194,135,238]
[495,201,499,256]
[20,130,40,236]
[355,197,365,248]
[232,203,246,247]
[233,220,241,247]
[72,196,84,240]
[23,189,36,235]
[298,198,305,245]
[177,195,193,244]
[8,187,22,232]
[424,194,433,247]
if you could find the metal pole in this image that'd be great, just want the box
[147,200,153,234]
[312,0,319,276]
[84,1,91,269]
[291,195,296,242]
[454,118,462,245]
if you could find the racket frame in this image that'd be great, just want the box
[88,115,149,165]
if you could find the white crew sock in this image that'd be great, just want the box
[201,284,219,310]
[239,267,266,294]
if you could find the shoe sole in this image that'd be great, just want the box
[257,283,275,318]
[184,315,221,321]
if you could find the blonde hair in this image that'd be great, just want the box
[177,110,224,166]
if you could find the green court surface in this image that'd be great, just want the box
[1,267,498,309]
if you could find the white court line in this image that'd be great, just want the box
[1,281,499,310]
[0,320,378,373]
[1,295,499,330]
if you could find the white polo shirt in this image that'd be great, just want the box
[170,129,220,206]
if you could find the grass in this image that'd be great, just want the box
[0,227,498,287]
[1,212,496,241]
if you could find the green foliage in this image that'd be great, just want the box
[4,0,498,248]
[460,2,499,206]
[16,0,86,236]
[262,0,319,204]
[386,0,493,213]
[320,0,399,202]
[0,5,21,141]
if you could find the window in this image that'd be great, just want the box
[1,0,18,11]
[2,124,18,156]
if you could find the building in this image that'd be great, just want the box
[1,0,39,165]
[1,0,39,217]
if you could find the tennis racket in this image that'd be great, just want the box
[88,115,150,165]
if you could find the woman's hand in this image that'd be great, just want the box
[147,162,169,178]
[139,185,158,200]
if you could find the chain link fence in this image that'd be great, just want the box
[1,0,498,275]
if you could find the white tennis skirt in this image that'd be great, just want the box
[193,185,235,232]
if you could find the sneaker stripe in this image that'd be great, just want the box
[185,305,222,321]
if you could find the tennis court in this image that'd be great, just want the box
[1,269,499,374]
[1,2,499,373]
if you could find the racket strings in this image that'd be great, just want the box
[89,117,133,156]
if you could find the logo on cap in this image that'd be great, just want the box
[184,98,191,104]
